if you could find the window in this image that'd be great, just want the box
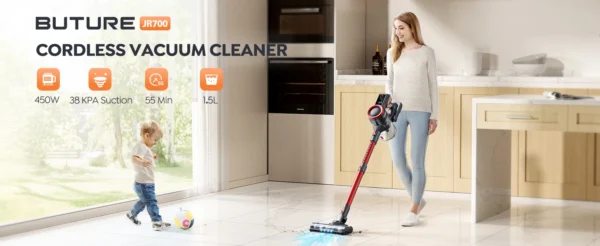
[0,0,206,226]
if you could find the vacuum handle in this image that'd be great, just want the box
[389,102,402,122]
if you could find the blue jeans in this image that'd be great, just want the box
[130,182,162,222]
[388,111,430,205]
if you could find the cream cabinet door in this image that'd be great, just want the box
[335,85,393,188]
[453,87,519,193]
[516,88,589,200]
[587,89,600,201]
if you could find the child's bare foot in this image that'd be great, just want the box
[126,212,141,225]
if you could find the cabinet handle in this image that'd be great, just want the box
[269,60,329,64]
[281,8,320,14]
[505,115,533,119]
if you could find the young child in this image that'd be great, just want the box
[126,120,171,231]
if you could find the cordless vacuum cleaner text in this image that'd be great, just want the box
[309,93,402,235]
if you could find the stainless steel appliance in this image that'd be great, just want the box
[268,0,334,43]
[268,57,334,115]
[267,57,335,185]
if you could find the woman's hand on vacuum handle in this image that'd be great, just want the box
[387,97,393,108]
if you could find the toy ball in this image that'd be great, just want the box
[174,209,195,230]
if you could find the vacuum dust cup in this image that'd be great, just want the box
[380,121,396,141]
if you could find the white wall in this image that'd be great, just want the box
[383,0,600,77]
[335,0,391,71]
[218,0,269,188]
[335,0,367,70]
[366,0,391,68]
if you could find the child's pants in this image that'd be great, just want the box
[130,182,162,222]
[388,110,431,206]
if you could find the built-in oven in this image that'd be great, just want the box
[268,57,334,115]
[268,0,334,43]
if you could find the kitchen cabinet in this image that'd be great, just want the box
[334,84,600,201]
[515,88,589,200]
[334,85,455,191]
[472,94,600,222]
[452,87,520,193]
[588,89,600,201]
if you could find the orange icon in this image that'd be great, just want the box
[200,68,223,91]
[37,68,60,91]
[139,16,171,31]
[145,68,168,91]
[89,68,112,91]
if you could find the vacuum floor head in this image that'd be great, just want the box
[309,222,353,235]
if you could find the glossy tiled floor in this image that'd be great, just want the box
[1,181,599,245]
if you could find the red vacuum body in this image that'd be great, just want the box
[309,94,402,235]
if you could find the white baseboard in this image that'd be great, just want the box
[0,189,194,238]
[229,175,269,189]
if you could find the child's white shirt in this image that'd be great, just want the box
[131,141,155,184]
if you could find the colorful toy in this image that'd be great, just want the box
[174,208,194,230]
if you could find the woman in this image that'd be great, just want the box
[384,12,439,227]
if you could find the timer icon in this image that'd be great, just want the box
[149,73,164,86]
[145,68,168,91]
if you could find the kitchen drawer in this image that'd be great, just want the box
[568,106,600,133]
[476,104,568,131]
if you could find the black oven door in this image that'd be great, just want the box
[268,0,334,43]
[268,58,334,115]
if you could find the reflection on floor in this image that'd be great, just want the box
[1,181,599,246]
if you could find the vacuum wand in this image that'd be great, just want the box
[309,94,402,235]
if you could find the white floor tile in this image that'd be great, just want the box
[132,237,236,246]
[1,181,599,246]
[588,238,600,246]
[224,207,337,230]
[476,226,597,246]
[162,221,282,245]
[0,230,149,246]
[243,231,352,246]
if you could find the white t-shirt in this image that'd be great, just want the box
[131,141,155,184]
[385,45,439,120]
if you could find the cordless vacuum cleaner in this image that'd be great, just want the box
[309,93,402,235]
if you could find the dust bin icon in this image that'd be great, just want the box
[205,74,218,85]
